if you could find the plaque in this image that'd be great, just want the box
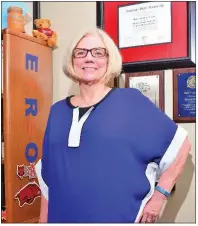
[125,71,164,111]
[173,68,196,122]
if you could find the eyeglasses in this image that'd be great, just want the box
[73,48,108,58]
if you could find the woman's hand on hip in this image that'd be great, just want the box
[138,191,167,223]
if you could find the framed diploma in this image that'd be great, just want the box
[173,68,196,123]
[125,71,164,111]
[118,2,172,48]
[97,1,195,72]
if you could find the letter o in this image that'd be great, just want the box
[25,143,38,163]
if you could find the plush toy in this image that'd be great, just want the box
[32,18,57,48]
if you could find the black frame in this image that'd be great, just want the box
[33,1,40,29]
[96,2,196,73]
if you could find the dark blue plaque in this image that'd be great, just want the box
[177,72,196,118]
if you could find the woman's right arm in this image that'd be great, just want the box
[39,194,48,223]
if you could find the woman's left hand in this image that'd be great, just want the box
[137,191,167,223]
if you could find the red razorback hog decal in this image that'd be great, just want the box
[15,181,41,207]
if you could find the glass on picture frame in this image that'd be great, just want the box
[173,68,196,123]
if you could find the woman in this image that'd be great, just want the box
[35,28,191,223]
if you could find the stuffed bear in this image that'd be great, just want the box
[32,18,57,48]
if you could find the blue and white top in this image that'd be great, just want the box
[35,88,187,223]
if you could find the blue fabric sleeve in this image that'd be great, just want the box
[41,108,52,186]
[132,89,178,165]
[149,109,178,165]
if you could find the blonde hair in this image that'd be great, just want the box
[62,27,122,84]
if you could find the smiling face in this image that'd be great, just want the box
[72,34,108,84]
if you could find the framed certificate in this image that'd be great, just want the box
[118,2,172,48]
[125,70,164,111]
[97,1,195,72]
[173,68,196,123]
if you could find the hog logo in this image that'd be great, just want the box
[17,165,25,178]
[1,210,6,221]
[15,182,41,207]
[17,163,36,179]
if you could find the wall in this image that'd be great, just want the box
[41,2,96,103]
[40,2,195,223]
